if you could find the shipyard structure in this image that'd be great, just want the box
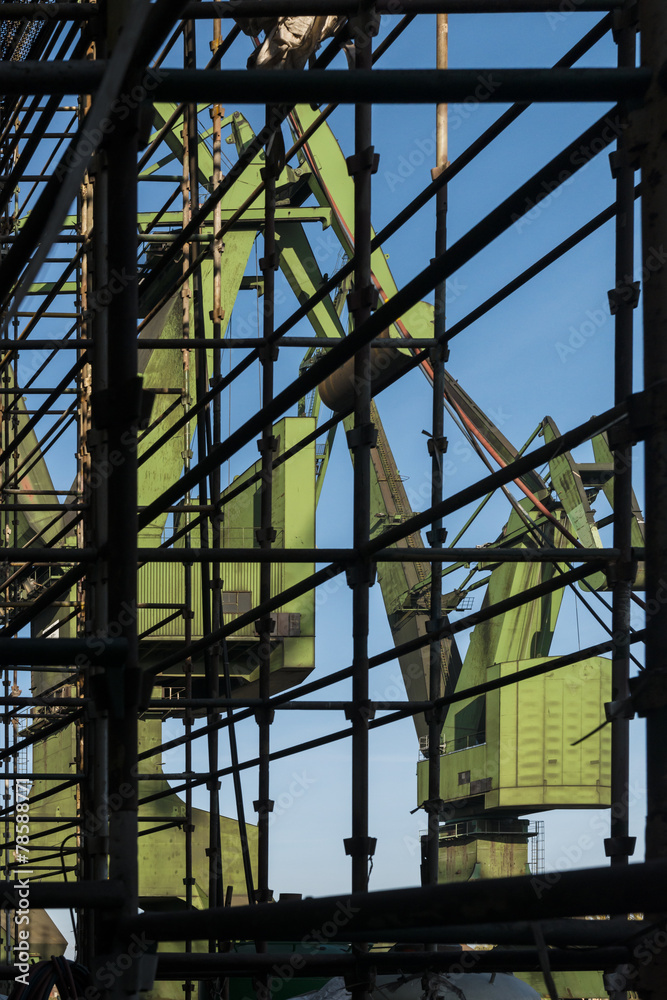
[0,2,664,1000]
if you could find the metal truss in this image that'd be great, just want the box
[0,1,665,1000]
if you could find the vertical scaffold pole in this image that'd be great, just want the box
[608,0,638,869]
[81,19,110,968]
[183,18,198,989]
[424,10,448,896]
[606,9,638,996]
[205,15,225,960]
[346,7,376,1000]
[255,104,279,915]
[637,1,667,997]
[101,4,140,996]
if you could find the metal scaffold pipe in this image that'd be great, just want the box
[0,64,653,102]
[0,0,660,990]
[424,7,449,895]
[127,859,667,941]
[345,9,376,1000]
[181,0,624,13]
[637,0,667,997]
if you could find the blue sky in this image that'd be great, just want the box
[16,7,647,942]
[169,11,647,898]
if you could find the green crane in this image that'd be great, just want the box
[5,98,645,1000]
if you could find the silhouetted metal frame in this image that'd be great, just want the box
[0,1,662,996]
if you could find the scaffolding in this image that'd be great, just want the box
[0,1,664,999]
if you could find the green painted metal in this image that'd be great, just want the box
[272,207,458,736]
[0,372,62,552]
[282,104,616,922]
[438,502,573,706]
[139,415,317,688]
[543,417,602,548]
[278,223,345,343]
[23,413,315,980]
[488,653,610,809]
[281,109,618,825]
[288,105,432,344]
[27,281,78,295]
[25,404,314,931]
[592,431,645,545]
[542,419,645,590]
[435,819,532,883]
[138,208,333,228]
[516,970,606,998]
[415,492,611,809]
[278,221,343,496]
[361,401,458,742]
[11,459,63,552]
[442,379,547,497]
[416,649,612,812]
[138,295,192,539]
[8,102,643,1000]
[19,112,319,940]
[277,115,464,737]
[152,103,214,188]
[28,714,259,886]
[409,484,612,898]
[584,430,646,590]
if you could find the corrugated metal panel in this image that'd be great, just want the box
[428,656,613,811]
[137,559,286,640]
[495,655,611,809]
[515,668,543,789]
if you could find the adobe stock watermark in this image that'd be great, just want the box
[315,570,348,610]
[85,267,133,314]
[73,599,138,667]
[555,245,667,363]
[397,404,512,512]
[269,771,318,824]
[80,415,152,504]
[545,0,593,31]
[511,114,628,233]
[15,264,135,387]
[85,934,152,1000]
[383,74,501,193]
[530,777,646,900]
[554,298,611,364]
[402,734,526,859]
[55,66,165,180]
[604,927,667,996]
[562,572,667,698]
[241,899,361,1000]
[12,778,32,987]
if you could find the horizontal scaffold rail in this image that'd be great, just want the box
[135,546,630,563]
[153,947,628,976]
[0,0,628,15]
[126,859,667,939]
[0,64,653,103]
